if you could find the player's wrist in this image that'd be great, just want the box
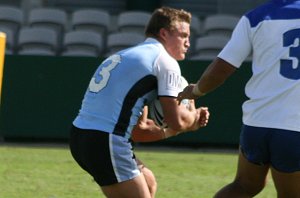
[163,128,171,138]
[161,128,166,139]
[190,110,202,131]
[192,83,206,97]
[162,128,177,139]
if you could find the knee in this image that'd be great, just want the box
[233,178,266,196]
[214,180,265,198]
[139,166,157,197]
[144,169,157,195]
[148,179,157,196]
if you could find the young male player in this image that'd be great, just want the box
[70,7,209,198]
[178,0,300,197]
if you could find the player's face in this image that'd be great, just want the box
[163,21,190,60]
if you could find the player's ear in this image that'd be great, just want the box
[159,28,169,42]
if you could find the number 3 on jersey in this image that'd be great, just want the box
[280,29,300,80]
[88,54,121,93]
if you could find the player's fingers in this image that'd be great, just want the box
[198,108,209,127]
[140,106,148,121]
[177,92,184,104]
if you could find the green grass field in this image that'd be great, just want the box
[0,143,276,198]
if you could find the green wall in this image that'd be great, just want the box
[0,55,251,145]
[0,55,101,139]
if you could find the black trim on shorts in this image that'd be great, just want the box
[69,125,118,186]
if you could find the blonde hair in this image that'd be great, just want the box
[145,7,191,38]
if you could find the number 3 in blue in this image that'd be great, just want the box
[280,29,300,80]
[89,54,121,93]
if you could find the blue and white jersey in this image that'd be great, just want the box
[73,38,183,138]
[218,0,300,132]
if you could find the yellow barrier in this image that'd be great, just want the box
[0,32,6,105]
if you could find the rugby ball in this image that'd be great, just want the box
[148,76,190,128]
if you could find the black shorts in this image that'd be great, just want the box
[69,125,140,186]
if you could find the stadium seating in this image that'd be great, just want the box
[105,32,145,57]
[161,0,218,18]
[202,14,239,37]
[0,0,265,58]
[71,9,111,35]
[117,11,151,35]
[61,30,104,57]
[0,5,24,32]
[189,35,229,60]
[17,27,58,56]
[27,8,67,34]
[218,0,266,16]
[44,0,126,15]
[188,16,203,55]
[0,27,15,54]
[0,5,24,51]
[27,8,67,52]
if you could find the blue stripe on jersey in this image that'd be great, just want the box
[273,0,299,3]
[246,0,300,27]
[113,75,157,137]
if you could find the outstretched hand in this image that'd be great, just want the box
[177,84,200,103]
[198,107,209,127]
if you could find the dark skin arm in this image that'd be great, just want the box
[177,57,237,101]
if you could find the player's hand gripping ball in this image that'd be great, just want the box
[148,76,190,128]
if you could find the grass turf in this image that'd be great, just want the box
[0,144,276,198]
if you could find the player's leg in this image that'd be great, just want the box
[101,174,151,198]
[136,158,157,198]
[271,168,300,198]
[100,155,153,198]
[214,125,271,198]
[268,129,300,198]
[141,166,157,198]
[69,126,151,198]
[214,150,269,198]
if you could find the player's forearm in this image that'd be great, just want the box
[131,129,164,142]
[131,125,178,142]
[169,109,199,132]
[177,107,209,132]
[194,58,236,96]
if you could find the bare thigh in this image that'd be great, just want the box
[136,158,157,198]
[101,174,151,198]
[271,167,300,198]
[235,150,270,195]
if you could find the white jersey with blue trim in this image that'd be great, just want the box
[218,0,300,132]
[73,38,183,138]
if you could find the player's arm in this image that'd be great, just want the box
[160,96,209,132]
[194,58,236,95]
[178,17,251,101]
[180,98,209,126]
[178,58,236,101]
[131,106,178,142]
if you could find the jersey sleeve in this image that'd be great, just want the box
[218,16,252,68]
[154,50,182,97]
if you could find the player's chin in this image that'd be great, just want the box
[177,53,186,60]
